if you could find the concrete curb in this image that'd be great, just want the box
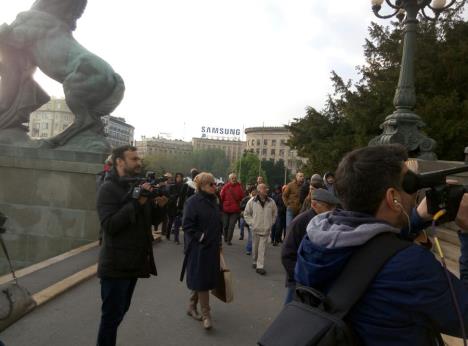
[33,264,97,306]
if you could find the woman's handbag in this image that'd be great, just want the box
[211,251,234,303]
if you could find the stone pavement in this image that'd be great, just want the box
[1,230,286,346]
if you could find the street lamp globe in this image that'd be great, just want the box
[371,0,384,5]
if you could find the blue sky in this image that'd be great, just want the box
[0,1,430,141]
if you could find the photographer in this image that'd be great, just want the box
[96,145,165,346]
[295,144,468,345]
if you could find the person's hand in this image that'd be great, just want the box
[455,193,468,233]
[137,183,152,205]
[155,196,168,207]
[416,197,432,221]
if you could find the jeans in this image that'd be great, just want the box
[222,212,239,243]
[240,217,252,253]
[97,278,138,346]
[286,208,296,228]
[285,285,295,304]
[172,215,182,243]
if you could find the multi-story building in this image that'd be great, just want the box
[136,136,193,157]
[192,137,246,164]
[245,126,306,173]
[102,115,135,148]
[29,98,74,138]
[29,99,134,148]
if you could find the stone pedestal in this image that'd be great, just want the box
[0,145,106,275]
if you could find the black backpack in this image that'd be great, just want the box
[258,233,412,346]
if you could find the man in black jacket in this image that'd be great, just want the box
[96,145,165,346]
[281,188,339,303]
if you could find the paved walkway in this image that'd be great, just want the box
[2,230,286,346]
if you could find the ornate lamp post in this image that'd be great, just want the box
[369,0,466,159]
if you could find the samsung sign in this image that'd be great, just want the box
[201,126,241,137]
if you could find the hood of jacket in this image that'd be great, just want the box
[295,209,399,292]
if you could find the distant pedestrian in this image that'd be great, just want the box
[244,184,277,275]
[281,188,339,303]
[168,172,184,244]
[239,187,257,255]
[177,168,199,214]
[96,155,113,191]
[256,176,265,187]
[271,185,286,246]
[300,174,325,213]
[182,172,223,330]
[323,171,336,196]
[282,172,305,227]
[220,173,244,245]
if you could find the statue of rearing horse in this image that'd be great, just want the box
[0,0,125,149]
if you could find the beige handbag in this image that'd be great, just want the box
[211,251,234,303]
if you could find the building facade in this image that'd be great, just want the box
[192,137,246,164]
[102,115,135,148]
[29,99,134,148]
[136,136,193,157]
[29,98,74,138]
[245,126,306,173]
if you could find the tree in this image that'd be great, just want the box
[288,12,468,174]
[261,159,291,187]
[231,152,266,186]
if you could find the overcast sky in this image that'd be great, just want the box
[2,1,387,141]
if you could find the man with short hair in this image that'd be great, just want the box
[295,144,468,344]
[282,172,305,227]
[281,188,339,303]
[220,173,244,245]
[96,145,165,346]
[244,184,277,275]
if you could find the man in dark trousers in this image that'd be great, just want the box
[96,145,165,346]
[281,188,339,303]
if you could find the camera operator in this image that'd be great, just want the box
[295,144,468,345]
[96,145,165,346]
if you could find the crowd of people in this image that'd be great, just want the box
[95,144,468,346]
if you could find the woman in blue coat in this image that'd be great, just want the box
[182,172,222,330]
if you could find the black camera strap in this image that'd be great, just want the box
[0,235,18,285]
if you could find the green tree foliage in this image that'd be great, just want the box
[288,13,468,174]
[261,159,291,187]
[231,152,266,186]
[143,149,230,179]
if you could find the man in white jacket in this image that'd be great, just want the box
[244,184,278,275]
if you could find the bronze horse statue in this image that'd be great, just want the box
[0,0,124,149]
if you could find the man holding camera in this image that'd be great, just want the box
[295,144,468,345]
[96,145,166,346]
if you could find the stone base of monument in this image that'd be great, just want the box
[0,145,106,275]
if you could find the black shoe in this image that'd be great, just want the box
[175,240,180,245]
[239,236,244,240]
[256,268,266,275]
[227,241,232,246]
[252,263,256,269]
[272,242,278,247]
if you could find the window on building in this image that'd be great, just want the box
[251,139,255,146]
[280,139,286,146]
[271,149,276,156]
[262,149,267,156]
[256,149,260,155]
[263,139,268,146]
[272,139,277,146]
[279,149,284,157]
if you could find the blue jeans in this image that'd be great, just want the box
[240,218,252,253]
[97,278,138,346]
[286,208,296,228]
[285,285,295,304]
[172,215,182,243]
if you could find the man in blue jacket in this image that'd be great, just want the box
[295,144,468,345]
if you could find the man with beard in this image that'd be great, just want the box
[295,145,468,345]
[96,145,166,346]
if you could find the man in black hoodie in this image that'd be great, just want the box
[96,145,165,346]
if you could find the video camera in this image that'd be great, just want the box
[120,172,169,200]
[402,165,468,223]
